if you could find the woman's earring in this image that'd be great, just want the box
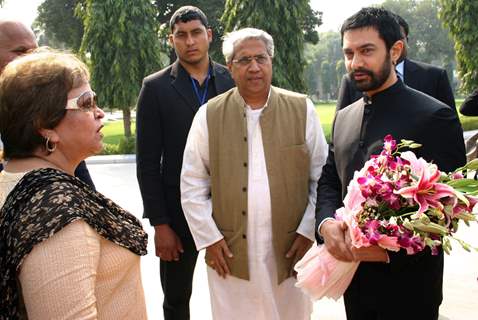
[45,136,57,154]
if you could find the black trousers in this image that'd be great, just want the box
[160,235,199,320]
[344,297,439,320]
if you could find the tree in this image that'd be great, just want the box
[381,0,455,73]
[319,60,333,101]
[34,0,84,51]
[222,0,322,92]
[304,31,342,99]
[80,0,161,138]
[154,0,226,64]
[438,0,478,93]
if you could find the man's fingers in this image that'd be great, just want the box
[220,241,234,258]
[172,249,180,261]
[161,250,173,261]
[217,253,231,277]
[285,242,297,258]
[176,238,184,253]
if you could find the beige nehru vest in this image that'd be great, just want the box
[206,86,310,284]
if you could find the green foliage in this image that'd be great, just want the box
[154,0,227,64]
[381,0,455,68]
[101,119,136,145]
[118,136,136,154]
[222,0,322,92]
[319,60,333,101]
[80,0,161,137]
[304,32,343,99]
[438,0,478,93]
[34,0,84,51]
[100,143,120,155]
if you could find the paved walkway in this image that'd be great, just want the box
[87,161,478,320]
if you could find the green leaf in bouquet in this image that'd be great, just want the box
[454,212,477,222]
[451,219,459,233]
[402,218,414,231]
[443,237,451,255]
[450,236,478,253]
[446,178,478,189]
[453,158,478,172]
[419,214,431,224]
[411,221,448,235]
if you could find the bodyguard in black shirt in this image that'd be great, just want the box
[316,8,465,320]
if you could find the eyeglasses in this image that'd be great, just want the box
[65,91,98,112]
[232,54,270,66]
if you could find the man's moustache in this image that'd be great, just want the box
[350,69,374,77]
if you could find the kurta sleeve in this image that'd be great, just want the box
[180,105,224,250]
[295,99,329,241]
[18,220,100,319]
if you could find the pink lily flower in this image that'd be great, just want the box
[395,154,456,214]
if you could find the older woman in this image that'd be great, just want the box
[0,50,148,319]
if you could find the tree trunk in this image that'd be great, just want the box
[123,108,132,138]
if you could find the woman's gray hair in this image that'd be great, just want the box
[222,28,274,64]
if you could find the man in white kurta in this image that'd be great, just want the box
[180,28,328,320]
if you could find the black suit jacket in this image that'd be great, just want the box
[336,58,456,112]
[74,160,95,189]
[316,80,465,308]
[460,88,478,116]
[136,60,234,236]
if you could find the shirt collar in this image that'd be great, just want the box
[396,61,405,79]
[244,88,272,110]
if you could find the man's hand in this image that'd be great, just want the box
[286,233,313,276]
[206,239,233,278]
[321,219,354,262]
[351,245,389,263]
[154,224,184,261]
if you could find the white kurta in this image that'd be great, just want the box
[181,97,328,320]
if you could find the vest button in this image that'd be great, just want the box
[242,210,246,215]
[242,187,247,192]
[243,162,247,167]
[242,234,247,239]
[244,137,247,142]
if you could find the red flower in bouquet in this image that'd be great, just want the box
[295,135,478,300]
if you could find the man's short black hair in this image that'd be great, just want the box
[340,7,402,51]
[393,13,409,40]
[169,6,208,32]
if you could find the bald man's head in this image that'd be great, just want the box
[0,20,38,73]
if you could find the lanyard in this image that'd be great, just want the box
[190,72,211,106]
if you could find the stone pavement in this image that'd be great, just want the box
[87,160,478,320]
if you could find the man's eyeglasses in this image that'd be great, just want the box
[65,91,98,112]
[232,54,270,66]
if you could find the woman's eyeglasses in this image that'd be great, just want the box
[65,91,98,112]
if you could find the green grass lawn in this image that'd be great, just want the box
[101,100,478,150]
[101,120,136,145]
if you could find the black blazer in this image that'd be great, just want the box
[336,58,456,112]
[316,80,465,308]
[74,160,95,189]
[136,60,234,236]
[460,88,478,116]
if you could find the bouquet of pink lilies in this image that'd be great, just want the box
[295,135,478,300]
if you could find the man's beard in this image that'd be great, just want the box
[349,53,392,92]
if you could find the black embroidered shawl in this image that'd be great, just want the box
[0,168,148,319]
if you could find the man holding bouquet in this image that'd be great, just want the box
[316,7,466,320]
